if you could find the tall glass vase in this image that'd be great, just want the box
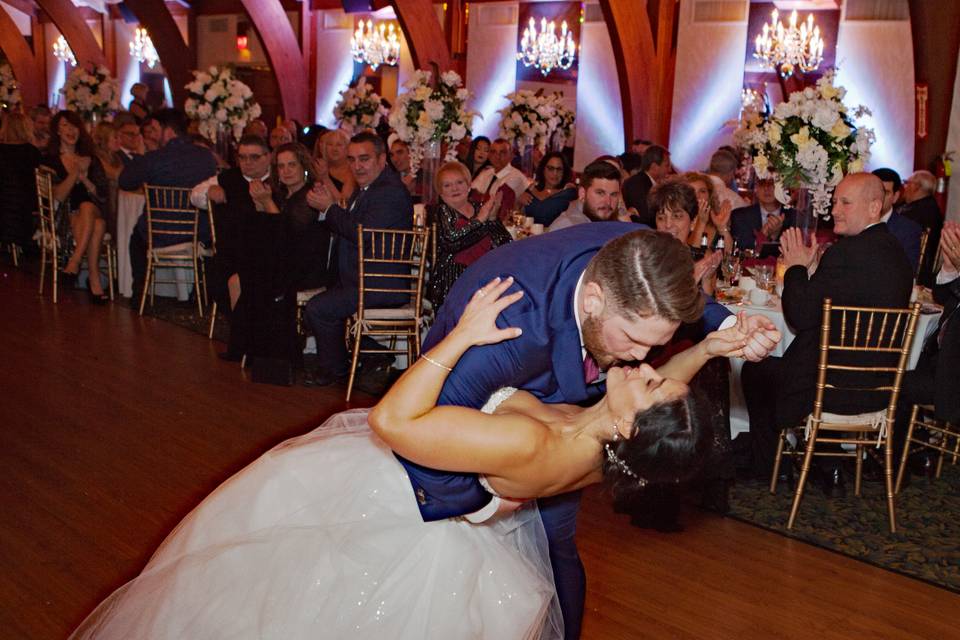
[215,123,233,165]
[793,186,818,245]
[520,136,536,177]
[420,139,443,206]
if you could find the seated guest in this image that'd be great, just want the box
[731,178,796,251]
[93,122,123,182]
[891,221,960,480]
[0,113,41,252]
[303,131,413,387]
[42,110,110,303]
[650,178,722,295]
[465,135,491,178]
[140,116,162,152]
[900,170,944,286]
[269,125,293,150]
[707,149,748,210]
[113,113,144,166]
[119,109,218,304]
[389,138,419,198]
[870,168,922,273]
[29,105,52,150]
[128,83,150,123]
[631,138,653,154]
[237,142,333,381]
[683,171,733,251]
[622,144,671,226]
[243,119,269,140]
[742,174,913,490]
[428,161,511,307]
[519,152,577,226]
[618,151,643,177]
[470,138,530,201]
[313,129,356,205]
[548,160,631,231]
[190,135,272,348]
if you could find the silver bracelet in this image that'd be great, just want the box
[421,355,452,372]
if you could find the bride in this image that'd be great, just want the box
[71,277,726,640]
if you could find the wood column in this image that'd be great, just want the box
[390,0,452,70]
[34,0,107,67]
[0,7,43,107]
[123,0,193,109]
[238,0,309,122]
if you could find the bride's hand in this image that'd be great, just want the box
[451,277,524,347]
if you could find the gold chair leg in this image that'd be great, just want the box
[107,246,116,301]
[345,324,363,402]
[787,425,819,530]
[139,259,152,315]
[208,301,218,339]
[38,246,47,296]
[770,430,786,494]
[895,405,919,494]
[884,430,897,533]
[951,427,959,465]
[194,258,204,318]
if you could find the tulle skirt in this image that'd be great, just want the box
[70,409,562,639]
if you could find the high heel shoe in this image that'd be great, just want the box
[86,279,109,305]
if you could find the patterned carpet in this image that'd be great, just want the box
[728,464,960,593]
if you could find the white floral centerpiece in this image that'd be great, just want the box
[0,63,21,110]
[733,70,873,219]
[498,90,575,152]
[63,64,120,120]
[388,69,475,175]
[333,77,388,135]
[184,66,262,143]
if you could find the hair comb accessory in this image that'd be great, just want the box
[606,420,646,486]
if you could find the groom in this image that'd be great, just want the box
[403,223,779,639]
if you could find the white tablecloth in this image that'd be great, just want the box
[725,298,942,436]
[116,190,193,301]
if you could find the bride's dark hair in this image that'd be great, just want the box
[600,390,711,499]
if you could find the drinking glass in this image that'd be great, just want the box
[753,264,774,293]
[721,255,741,286]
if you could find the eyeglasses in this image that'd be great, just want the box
[237,153,266,162]
[545,165,564,172]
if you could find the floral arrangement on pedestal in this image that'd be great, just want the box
[387,69,476,175]
[63,64,119,121]
[733,70,873,220]
[184,66,262,143]
[498,90,575,152]
[0,63,21,110]
[333,77,388,135]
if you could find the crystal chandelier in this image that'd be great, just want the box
[129,27,159,69]
[517,17,576,76]
[53,35,76,67]
[350,20,400,71]
[753,9,824,78]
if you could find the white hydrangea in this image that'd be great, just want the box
[184,65,260,143]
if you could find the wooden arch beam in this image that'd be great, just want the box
[0,8,43,107]
[599,0,676,146]
[34,0,107,68]
[390,0,452,71]
[123,0,193,109]
[238,0,308,122]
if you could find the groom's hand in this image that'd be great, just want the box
[739,313,781,361]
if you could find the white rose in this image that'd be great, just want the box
[198,103,213,117]
[249,103,262,119]
[215,108,228,122]
[424,99,445,120]
[441,70,461,87]
[456,88,469,101]
[414,85,433,102]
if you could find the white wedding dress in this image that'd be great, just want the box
[70,390,563,639]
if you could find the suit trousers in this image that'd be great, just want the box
[741,358,782,477]
[537,490,585,640]
[303,285,407,375]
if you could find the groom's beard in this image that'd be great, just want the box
[582,314,617,370]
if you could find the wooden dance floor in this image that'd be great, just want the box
[1,266,956,639]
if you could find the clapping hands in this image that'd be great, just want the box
[249,179,273,211]
[306,182,335,212]
[780,227,819,270]
[941,221,960,272]
[705,311,782,361]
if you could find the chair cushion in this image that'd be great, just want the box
[296,287,326,305]
[152,241,195,256]
[362,305,417,320]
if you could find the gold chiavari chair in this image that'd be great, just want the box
[35,168,60,302]
[895,404,959,493]
[916,228,930,280]
[770,299,922,533]
[140,185,206,317]
[345,225,430,402]
[205,201,219,339]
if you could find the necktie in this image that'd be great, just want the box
[583,354,600,384]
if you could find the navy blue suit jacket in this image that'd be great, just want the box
[730,204,796,251]
[401,222,731,520]
[884,211,922,273]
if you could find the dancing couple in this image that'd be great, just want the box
[71,224,779,639]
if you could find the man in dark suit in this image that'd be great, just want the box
[303,131,413,386]
[872,168,923,273]
[900,170,944,286]
[119,109,218,303]
[892,220,960,474]
[621,144,670,226]
[113,113,144,166]
[403,224,782,639]
[742,173,914,486]
[730,178,796,251]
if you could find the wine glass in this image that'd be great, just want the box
[753,264,774,293]
[721,254,741,286]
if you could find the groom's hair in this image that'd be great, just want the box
[584,229,703,324]
[601,389,712,498]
